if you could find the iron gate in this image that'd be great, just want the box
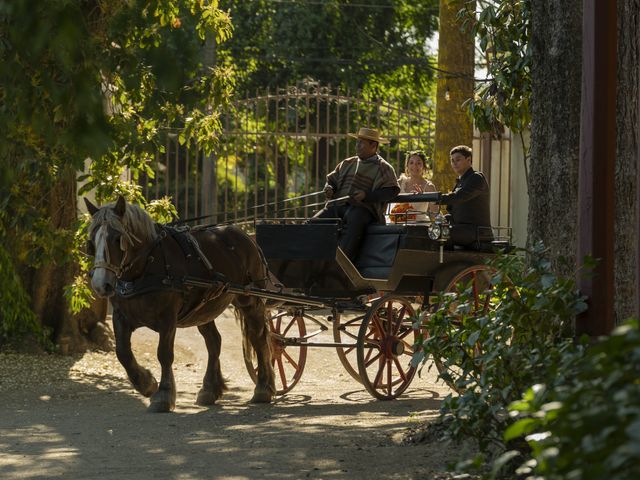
[144,86,436,225]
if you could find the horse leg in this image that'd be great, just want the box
[239,298,275,403]
[147,326,177,413]
[195,322,227,406]
[112,311,158,398]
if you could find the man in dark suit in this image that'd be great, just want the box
[438,145,492,247]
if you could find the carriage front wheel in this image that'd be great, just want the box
[431,264,500,393]
[243,309,308,395]
[356,295,419,400]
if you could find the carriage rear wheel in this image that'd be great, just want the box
[431,265,499,393]
[333,294,386,382]
[356,295,419,400]
[333,300,376,382]
[243,309,308,395]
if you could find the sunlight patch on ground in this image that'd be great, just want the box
[0,427,79,479]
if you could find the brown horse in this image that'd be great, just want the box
[84,196,275,412]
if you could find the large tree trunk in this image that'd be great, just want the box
[614,0,640,323]
[27,166,111,353]
[433,0,475,192]
[29,167,77,336]
[528,1,583,277]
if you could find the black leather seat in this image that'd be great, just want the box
[354,224,408,278]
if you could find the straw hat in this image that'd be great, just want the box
[348,127,390,144]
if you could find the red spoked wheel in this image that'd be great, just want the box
[432,265,499,392]
[333,310,365,383]
[356,295,419,400]
[243,309,308,395]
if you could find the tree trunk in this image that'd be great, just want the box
[614,0,640,323]
[433,0,476,193]
[528,1,583,277]
[27,166,111,353]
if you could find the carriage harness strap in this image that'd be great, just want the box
[115,226,229,317]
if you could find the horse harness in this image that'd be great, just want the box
[96,224,230,321]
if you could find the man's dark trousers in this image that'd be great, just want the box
[313,204,375,260]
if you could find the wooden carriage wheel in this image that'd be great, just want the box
[431,264,499,393]
[332,310,365,383]
[356,295,419,400]
[243,309,308,395]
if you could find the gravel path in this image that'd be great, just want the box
[0,308,459,480]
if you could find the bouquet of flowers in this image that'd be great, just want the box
[389,203,416,223]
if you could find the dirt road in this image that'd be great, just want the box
[0,308,456,479]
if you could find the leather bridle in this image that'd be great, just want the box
[91,221,142,279]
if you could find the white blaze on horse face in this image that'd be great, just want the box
[91,225,113,296]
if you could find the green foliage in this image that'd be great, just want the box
[77,0,234,201]
[421,244,639,478]
[0,243,48,348]
[146,196,179,224]
[506,321,640,480]
[418,242,587,474]
[0,0,233,341]
[218,0,439,107]
[63,215,94,315]
[461,0,531,135]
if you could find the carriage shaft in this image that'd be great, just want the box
[182,276,329,308]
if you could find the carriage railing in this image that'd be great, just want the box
[479,226,512,244]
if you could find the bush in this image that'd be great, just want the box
[505,321,640,480]
[0,243,49,350]
[416,242,588,475]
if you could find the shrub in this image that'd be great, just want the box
[415,242,588,475]
[505,321,640,480]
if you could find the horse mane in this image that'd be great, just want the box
[89,200,157,246]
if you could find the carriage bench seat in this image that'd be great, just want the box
[353,224,436,279]
[354,223,443,279]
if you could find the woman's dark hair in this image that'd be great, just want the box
[404,150,432,172]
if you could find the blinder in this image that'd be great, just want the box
[89,220,141,279]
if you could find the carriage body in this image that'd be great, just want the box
[256,221,506,299]
[251,218,512,399]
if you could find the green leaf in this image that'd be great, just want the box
[504,418,537,441]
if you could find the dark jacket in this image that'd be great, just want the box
[439,168,491,228]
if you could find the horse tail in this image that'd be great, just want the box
[234,305,255,363]
[233,299,272,365]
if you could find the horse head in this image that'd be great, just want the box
[84,196,157,298]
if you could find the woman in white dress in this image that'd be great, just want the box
[390,150,439,222]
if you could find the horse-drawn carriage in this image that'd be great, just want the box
[85,193,511,411]
[247,192,512,400]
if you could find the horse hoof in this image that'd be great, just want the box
[196,389,218,406]
[136,372,158,397]
[250,391,272,404]
[147,400,175,413]
[140,379,159,398]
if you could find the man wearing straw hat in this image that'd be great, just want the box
[313,127,400,260]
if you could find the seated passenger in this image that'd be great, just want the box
[313,127,400,260]
[437,145,492,247]
[391,150,439,222]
